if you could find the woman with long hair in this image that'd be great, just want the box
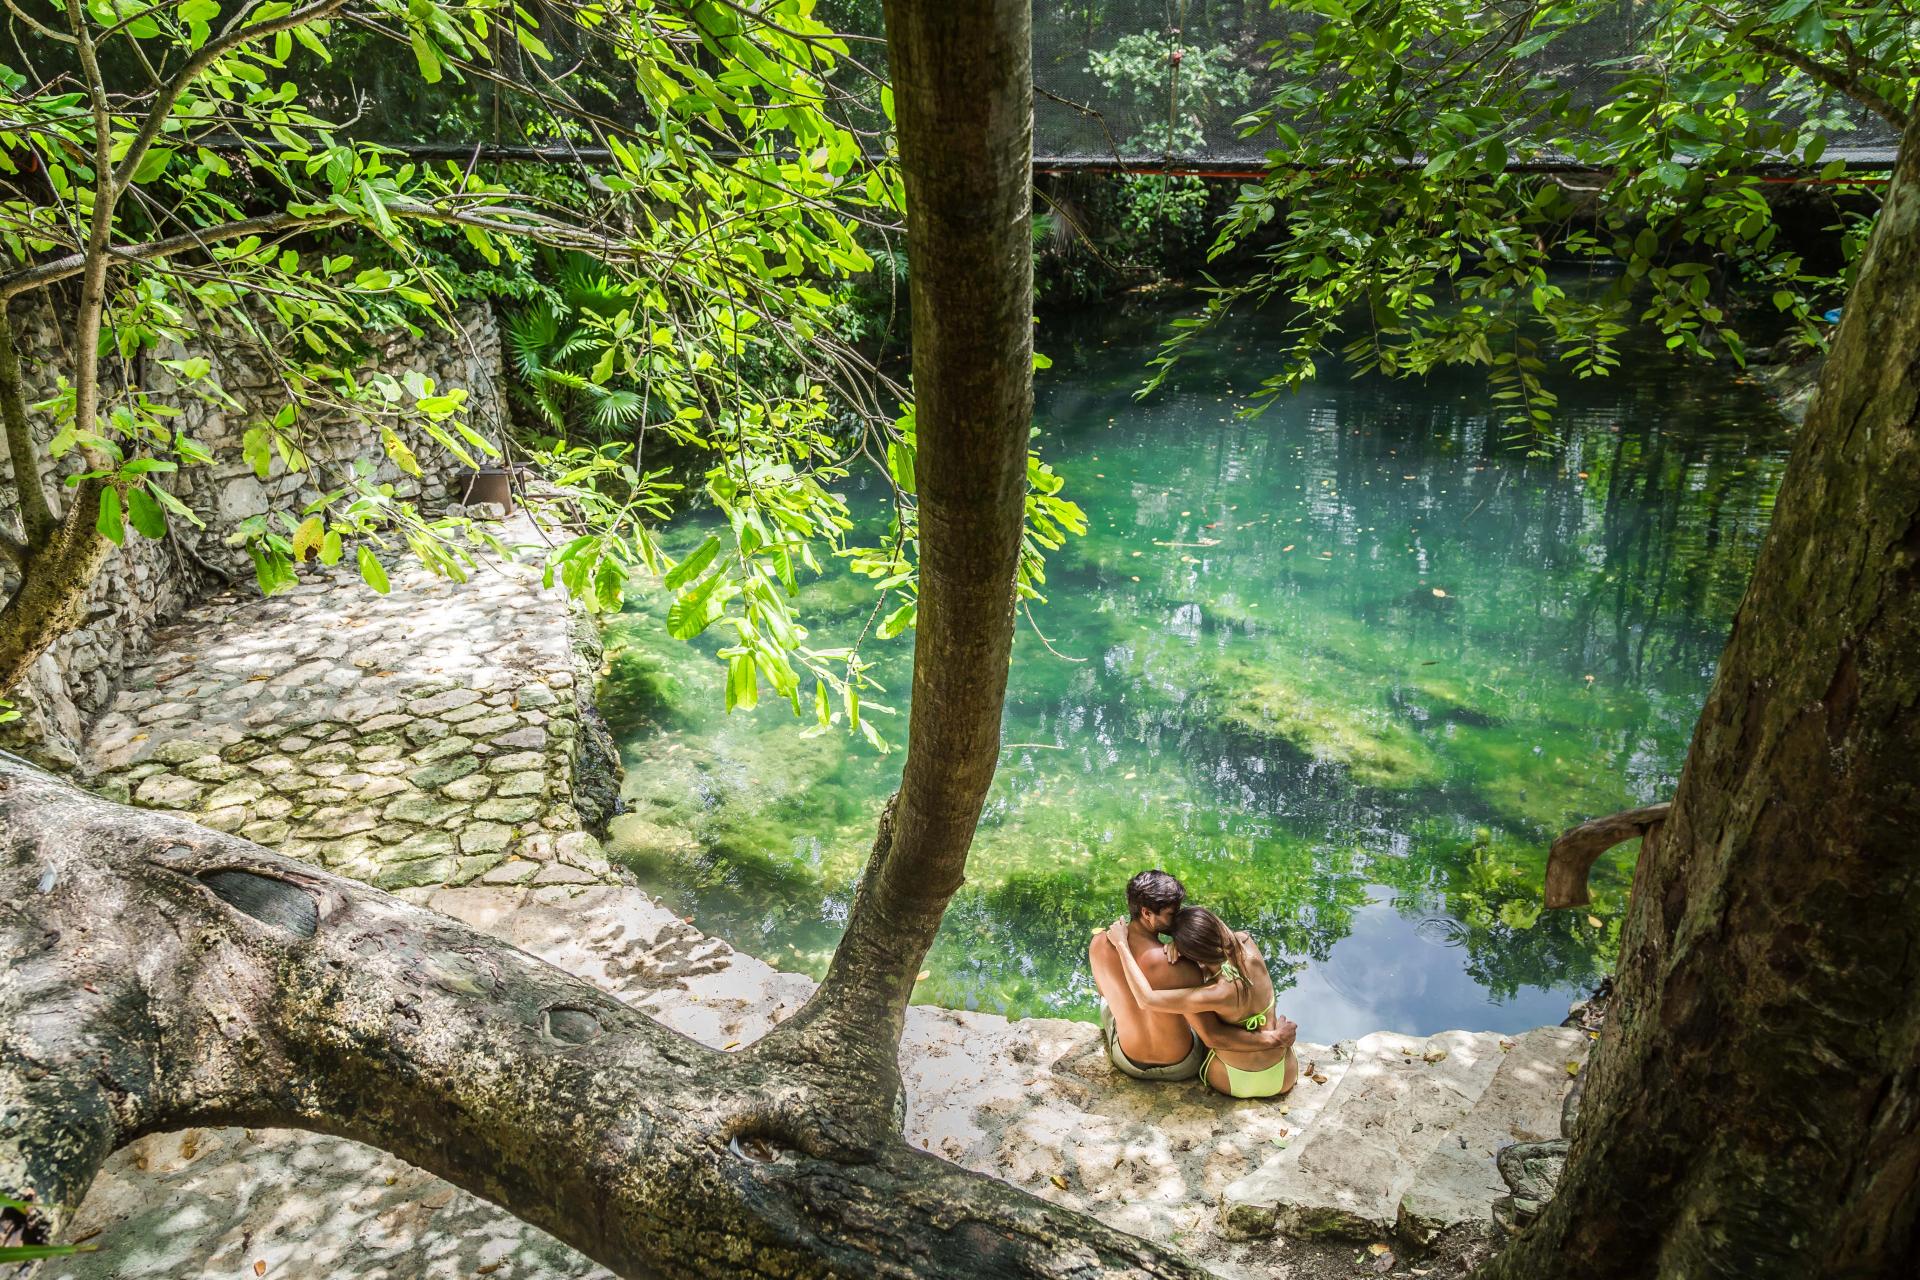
[1103,905,1298,1099]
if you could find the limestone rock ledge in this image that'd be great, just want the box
[46,881,1589,1280]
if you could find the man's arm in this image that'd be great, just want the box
[1188,1010,1297,1053]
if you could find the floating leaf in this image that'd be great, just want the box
[1431,587,1448,597]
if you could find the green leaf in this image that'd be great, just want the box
[357,546,391,594]
[96,485,124,545]
[877,600,916,639]
[242,426,272,479]
[886,440,917,495]
[409,32,443,84]
[381,427,423,478]
[292,515,325,562]
[664,534,722,591]
[126,486,167,540]
[320,528,343,566]
[249,545,297,597]
[130,147,175,185]
[725,653,759,712]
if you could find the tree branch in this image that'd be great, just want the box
[0,756,1205,1280]
[1543,802,1671,908]
[110,0,347,195]
[1720,17,1912,131]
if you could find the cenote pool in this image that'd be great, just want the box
[598,298,1790,1041]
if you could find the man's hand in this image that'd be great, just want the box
[1256,1016,1299,1052]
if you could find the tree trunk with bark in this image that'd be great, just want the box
[2,5,1206,1276]
[1479,104,1920,1280]
[0,309,114,699]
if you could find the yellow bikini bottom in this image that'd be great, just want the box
[1203,1048,1296,1099]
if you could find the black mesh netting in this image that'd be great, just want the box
[283,2,1900,167]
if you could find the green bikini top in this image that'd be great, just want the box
[1217,960,1276,1030]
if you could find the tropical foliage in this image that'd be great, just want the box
[0,0,1078,736]
[1149,0,1915,444]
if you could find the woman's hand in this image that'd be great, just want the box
[1105,919,1130,952]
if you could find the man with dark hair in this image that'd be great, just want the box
[1089,869,1285,1080]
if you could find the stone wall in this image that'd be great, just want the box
[0,294,510,769]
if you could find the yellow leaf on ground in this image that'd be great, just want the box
[1050,1174,1069,1191]
[1369,1243,1392,1256]
[1567,1061,1581,1076]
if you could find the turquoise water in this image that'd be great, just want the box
[600,298,1788,1040]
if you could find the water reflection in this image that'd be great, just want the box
[600,297,1789,1035]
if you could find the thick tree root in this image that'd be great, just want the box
[0,756,1205,1278]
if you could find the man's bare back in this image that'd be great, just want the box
[1090,920,1202,1066]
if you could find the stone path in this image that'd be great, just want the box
[84,517,621,897]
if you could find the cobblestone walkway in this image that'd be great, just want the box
[84,518,621,897]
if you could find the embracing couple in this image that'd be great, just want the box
[1089,870,1299,1099]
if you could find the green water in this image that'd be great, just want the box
[600,298,1789,1040]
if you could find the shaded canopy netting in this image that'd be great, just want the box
[291,2,1902,167]
[1028,0,1903,167]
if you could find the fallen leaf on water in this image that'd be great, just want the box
[1431,587,1448,597]
[1587,915,1603,928]
[916,971,930,982]
[1281,544,1295,552]
[1050,1174,1069,1191]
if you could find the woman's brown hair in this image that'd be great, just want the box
[1170,907,1242,983]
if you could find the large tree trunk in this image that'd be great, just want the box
[0,309,114,698]
[0,757,1203,1278]
[767,0,1039,1121]
[1479,104,1920,1280]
